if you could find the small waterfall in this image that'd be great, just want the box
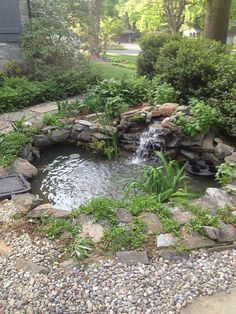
[132,122,164,164]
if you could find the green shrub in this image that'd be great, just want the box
[137,33,179,77]
[154,37,229,102]
[149,80,177,105]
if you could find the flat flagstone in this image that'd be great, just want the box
[29,102,58,114]
[116,250,149,264]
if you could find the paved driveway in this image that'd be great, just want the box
[108,43,141,56]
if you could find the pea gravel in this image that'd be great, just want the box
[0,232,235,313]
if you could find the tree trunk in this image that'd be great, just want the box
[163,0,187,34]
[88,0,102,59]
[204,0,232,43]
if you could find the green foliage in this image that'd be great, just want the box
[71,235,93,260]
[130,152,190,203]
[101,217,147,252]
[11,116,27,133]
[216,162,236,186]
[158,206,181,237]
[154,37,230,102]
[0,132,28,166]
[83,77,149,113]
[42,113,63,127]
[185,208,219,234]
[38,217,80,239]
[72,197,122,226]
[175,98,218,137]
[217,206,236,227]
[125,194,160,216]
[149,81,177,105]
[137,33,180,77]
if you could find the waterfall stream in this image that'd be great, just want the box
[132,122,164,164]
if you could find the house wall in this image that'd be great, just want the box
[0,0,29,69]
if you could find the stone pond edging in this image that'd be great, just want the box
[1,102,236,257]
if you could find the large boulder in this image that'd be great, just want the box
[167,206,194,226]
[215,143,235,159]
[27,203,69,219]
[217,221,236,242]
[206,188,236,210]
[50,129,70,143]
[12,158,38,180]
[12,193,42,215]
[225,152,236,164]
[34,134,52,148]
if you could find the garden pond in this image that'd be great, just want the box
[31,145,218,211]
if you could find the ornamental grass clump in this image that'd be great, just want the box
[130,152,191,203]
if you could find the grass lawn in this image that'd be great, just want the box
[92,62,136,80]
[107,43,127,50]
[105,54,137,70]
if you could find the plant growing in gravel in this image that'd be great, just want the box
[215,162,236,186]
[71,235,93,260]
[101,217,147,252]
[157,205,181,237]
[129,152,190,203]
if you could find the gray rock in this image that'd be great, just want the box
[116,250,149,264]
[116,208,133,224]
[34,134,52,148]
[225,152,236,164]
[217,221,236,242]
[167,206,194,226]
[181,230,216,249]
[92,132,111,141]
[72,123,85,133]
[190,195,219,215]
[11,193,42,215]
[180,149,199,160]
[60,258,79,269]
[78,131,92,142]
[140,212,163,234]
[75,120,93,127]
[0,166,8,176]
[202,226,220,240]
[215,143,235,159]
[50,129,70,143]
[27,203,69,219]
[77,214,104,243]
[156,234,177,248]
[16,258,49,275]
[12,158,38,179]
[18,143,34,161]
[224,184,236,196]
[206,188,236,210]
[202,133,215,152]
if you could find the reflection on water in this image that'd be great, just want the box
[31,146,141,210]
[31,146,218,211]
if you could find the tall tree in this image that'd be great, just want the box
[163,0,188,33]
[204,0,232,43]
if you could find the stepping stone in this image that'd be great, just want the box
[140,212,163,234]
[116,250,149,264]
[167,206,194,226]
[30,103,58,114]
[156,233,177,249]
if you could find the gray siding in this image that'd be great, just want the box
[0,0,22,42]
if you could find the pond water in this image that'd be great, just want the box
[31,146,218,211]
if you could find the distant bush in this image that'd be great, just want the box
[137,33,180,77]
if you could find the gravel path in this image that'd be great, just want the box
[0,231,235,314]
